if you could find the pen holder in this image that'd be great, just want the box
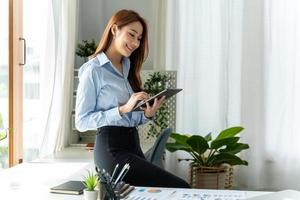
[96,164,133,200]
[99,180,119,200]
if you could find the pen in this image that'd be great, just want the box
[110,164,119,182]
[113,165,130,189]
[118,165,130,183]
[113,163,129,186]
[95,167,106,182]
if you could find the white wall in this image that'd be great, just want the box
[76,0,154,69]
[78,0,105,43]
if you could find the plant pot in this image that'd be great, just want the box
[83,189,98,200]
[189,163,234,189]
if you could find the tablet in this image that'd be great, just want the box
[133,88,183,111]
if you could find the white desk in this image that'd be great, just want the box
[0,147,93,200]
[0,147,268,200]
[0,162,92,200]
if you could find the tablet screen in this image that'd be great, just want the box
[133,88,182,111]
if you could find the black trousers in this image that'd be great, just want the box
[94,126,190,188]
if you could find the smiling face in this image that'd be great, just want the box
[112,21,143,57]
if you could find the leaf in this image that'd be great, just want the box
[186,135,209,155]
[209,153,248,166]
[0,132,6,141]
[219,143,249,154]
[83,171,99,191]
[169,133,189,145]
[165,143,192,153]
[204,132,212,141]
[211,137,240,149]
[216,126,244,140]
[0,129,7,141]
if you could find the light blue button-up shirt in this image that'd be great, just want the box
[75,52,149,132]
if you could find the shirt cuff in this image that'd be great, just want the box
[105,107,123,122]
[143,112,154,121]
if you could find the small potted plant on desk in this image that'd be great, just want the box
[83,170,99,200]
[166,126,249,189]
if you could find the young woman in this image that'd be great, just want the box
[75,9,190,188]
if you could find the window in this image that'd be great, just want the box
[0,0,9,170]
[22,0,46,161]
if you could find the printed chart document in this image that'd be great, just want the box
[125,188,246,200]
[125,188,177,200]
[173,190,246,200]
[245,189,300,200]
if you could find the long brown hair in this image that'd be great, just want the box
[92,9,149,92]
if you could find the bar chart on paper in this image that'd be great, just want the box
[125,188,246,200]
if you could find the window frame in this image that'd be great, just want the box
[8,0,23,167]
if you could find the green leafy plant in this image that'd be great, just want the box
[82,170,99,191]
[0,129,7,141]
[0,146,8,168]
[0,113,7,141]
[166,126,249,167]
[0,112,4,129]
[143,72,170,139]
[76,39,97,60]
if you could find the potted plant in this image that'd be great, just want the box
[143,72,171,139]
[83,170,99,200]
[166,126,249,189]
[0,113,7,142]
[76,39,97,62]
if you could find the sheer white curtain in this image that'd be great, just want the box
[152,0,167,70]
[238,0,300,190]
[38,0,77,157]
[164,0,244,180]
[163,0,300,190]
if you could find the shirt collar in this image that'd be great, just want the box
[122,57,130,78]
[96,52,111,66]
[97,52,131,78]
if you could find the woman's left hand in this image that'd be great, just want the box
[143,96,166,118]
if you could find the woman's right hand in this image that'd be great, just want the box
[118,92,150,115]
